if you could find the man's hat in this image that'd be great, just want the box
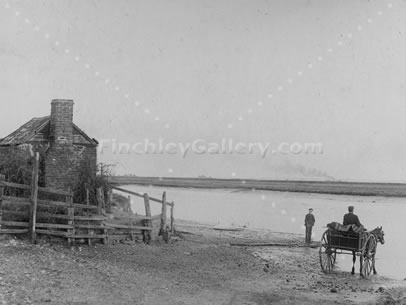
[309,208,313,211]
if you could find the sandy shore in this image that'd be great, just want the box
[0,220,405,305]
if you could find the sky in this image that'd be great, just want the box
[1,0,406,181]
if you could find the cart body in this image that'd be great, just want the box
[328,230,368,252]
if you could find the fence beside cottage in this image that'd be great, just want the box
[0,152,175,245]
[109,186,175,243]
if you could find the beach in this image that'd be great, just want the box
[124,185,406,281]
[0,220,405,305]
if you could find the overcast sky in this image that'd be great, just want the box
[1,0,405,181]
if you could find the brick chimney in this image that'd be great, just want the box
[50,99,74,144]
[44,98,97,190]
[45,99,75,189]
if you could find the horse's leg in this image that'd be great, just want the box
[351,251,355,275]
[372,242,378,275]
[372,253,377,274]
[359,254,363,275]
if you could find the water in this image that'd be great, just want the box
[119,185,406,280]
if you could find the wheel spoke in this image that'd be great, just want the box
[319,231,335,274]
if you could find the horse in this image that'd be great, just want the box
[351,226,385,276]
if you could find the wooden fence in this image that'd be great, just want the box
[0,174,107,244]
[109,186,175,243]
[0,152,175,245]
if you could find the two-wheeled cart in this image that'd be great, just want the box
[319,228,376,278]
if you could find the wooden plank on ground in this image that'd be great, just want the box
[213,227,245,232]
[230,242,300,247]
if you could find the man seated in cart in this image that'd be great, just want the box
[321,206,385,277]
[343,206,363,229]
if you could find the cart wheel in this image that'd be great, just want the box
[361,235,375,278]
[319,230,335,273]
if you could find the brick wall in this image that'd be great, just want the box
[44,144,97,189]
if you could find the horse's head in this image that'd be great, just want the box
[372,226,385,245]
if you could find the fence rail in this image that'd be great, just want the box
[1,196,31,205]
[0,181,72,196]
[1,221,29,227]
[111,186,174,207]
[0,181,31,190]
[37,199,98,210]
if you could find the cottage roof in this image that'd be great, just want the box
[0,116,98,147]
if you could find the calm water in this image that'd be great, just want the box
[120,185,406,280]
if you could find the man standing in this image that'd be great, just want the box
[343,206,362,227]
[304,208,315,244]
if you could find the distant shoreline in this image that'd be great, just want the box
[109,176,406,197]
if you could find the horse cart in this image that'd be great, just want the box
[319,226,384,278]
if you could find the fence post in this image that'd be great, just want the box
[0,174,5,233]
[96,187,107,244]
[66,187,74,246]
[126,195,130,213]
[170,202,175,233]
[29,152,40,244]
[143,193,152,243]
[108,189,113,206]
[85,187,90,206]
[96,188,106,214]
[85,186,91,245]
[160,191,168,242]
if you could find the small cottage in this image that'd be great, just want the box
[0,99,98,189]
